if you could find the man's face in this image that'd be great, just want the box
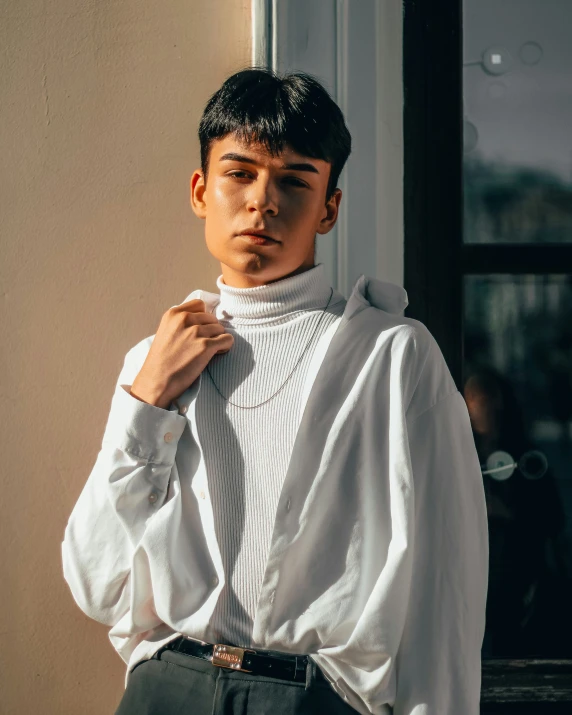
[190,133,342,287]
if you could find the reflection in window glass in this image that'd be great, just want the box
[463,275,572,656]
[463,0,572,243]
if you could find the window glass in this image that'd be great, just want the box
[463,0,572,244]
[463,274,572,656]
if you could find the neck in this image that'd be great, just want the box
[220,262,316,289]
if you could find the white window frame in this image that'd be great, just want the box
[252,0,404,297]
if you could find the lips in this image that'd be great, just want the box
[240,234,278,245]
[237,230,278,242]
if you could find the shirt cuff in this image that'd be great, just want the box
[101,383,187,465]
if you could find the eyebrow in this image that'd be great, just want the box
[219,152,320,174]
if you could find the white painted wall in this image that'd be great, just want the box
[0,1,251,712]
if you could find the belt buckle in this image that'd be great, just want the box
[212,644,255,673]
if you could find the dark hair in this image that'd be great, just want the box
[198,67,352,203]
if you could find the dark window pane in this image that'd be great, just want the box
[463,0,572,243]
[463,274,572,657]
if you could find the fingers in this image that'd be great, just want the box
[207,333,235,353]
[196,322,229,338]
[170,299,220,325]
[171,298,208,313]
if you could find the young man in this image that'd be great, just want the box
[62,68,489,715]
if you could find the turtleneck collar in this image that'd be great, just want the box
[214,263,336,322]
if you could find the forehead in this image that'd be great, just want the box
[209,133,329,173]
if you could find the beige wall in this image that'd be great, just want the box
[0,0,251,711]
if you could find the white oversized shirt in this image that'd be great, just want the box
[61,273,489,715]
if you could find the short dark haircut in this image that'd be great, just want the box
[198,67,352,203]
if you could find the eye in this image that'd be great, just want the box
[283,177,307,187]
[226,171,307,187]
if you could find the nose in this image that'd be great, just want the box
[245,176,278,216]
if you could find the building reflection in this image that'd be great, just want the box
[463,364,572,656]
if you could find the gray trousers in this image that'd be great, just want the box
[114,647,361,715]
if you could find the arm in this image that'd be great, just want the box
[393,389,489,715]
[61,339,192,626]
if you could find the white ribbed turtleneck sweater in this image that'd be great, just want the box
[195,262,347,648]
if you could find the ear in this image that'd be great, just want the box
[190,170,207,219]
[316,188,342,235]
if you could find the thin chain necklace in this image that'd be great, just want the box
[204,287,334,409]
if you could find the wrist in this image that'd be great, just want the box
[130,376,172,410]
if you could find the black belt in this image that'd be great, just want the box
[157,635,328,684]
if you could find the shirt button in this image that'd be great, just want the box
[148,492,158,504]
[164,432,173,443]
[199,490,206,500]
[212,576,219,587]
[285,498,291,512]
[179,405,188,415]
